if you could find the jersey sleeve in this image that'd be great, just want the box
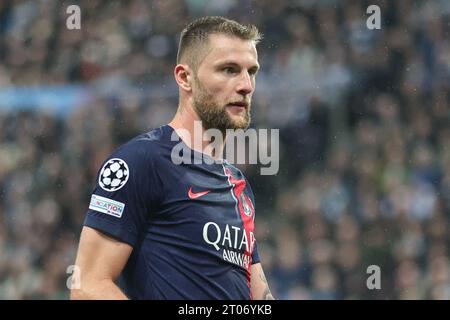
[84,140,160,247]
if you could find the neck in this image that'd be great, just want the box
[168,102,226,160]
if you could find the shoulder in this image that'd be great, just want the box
[95,127,169,193]
[99,126,169,179]
[121,125,166,151]
[111,126,167,161]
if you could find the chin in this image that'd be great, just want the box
[225,113,248,127]
[228,120,250,130]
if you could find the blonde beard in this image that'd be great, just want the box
[192,77,251,132]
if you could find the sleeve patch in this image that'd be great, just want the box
[89,194,125,218]
[98,158,130,192]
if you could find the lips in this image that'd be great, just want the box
[227,102,249,109]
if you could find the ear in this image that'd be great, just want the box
[174,64,193,92]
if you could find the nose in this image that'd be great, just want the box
[236,71,254,96]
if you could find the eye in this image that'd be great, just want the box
[248,67,259,76]
[223,66,238,74]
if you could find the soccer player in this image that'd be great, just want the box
[71,16,274,300]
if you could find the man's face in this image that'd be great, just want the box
[191,34,259,131]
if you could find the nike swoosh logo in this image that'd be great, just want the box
[188,187,211,199]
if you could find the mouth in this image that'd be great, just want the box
[226,101,249,110]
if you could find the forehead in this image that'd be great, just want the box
[200,33,258,67]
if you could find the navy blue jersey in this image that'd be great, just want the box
[84,125,260,300]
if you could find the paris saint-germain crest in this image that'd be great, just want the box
[241,193,253,217]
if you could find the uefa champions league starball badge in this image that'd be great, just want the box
[99,158,129,192]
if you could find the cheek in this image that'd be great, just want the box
[208,77,229,93]
[197,73,234,103]
[218,81,238,98]
[207,83,231,104]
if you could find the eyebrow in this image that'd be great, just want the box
[216,61,260,72]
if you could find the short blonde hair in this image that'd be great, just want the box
[176,16,262,70]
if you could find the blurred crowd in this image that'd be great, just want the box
[0,0,450,299]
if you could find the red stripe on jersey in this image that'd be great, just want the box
[224,167,255,298]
